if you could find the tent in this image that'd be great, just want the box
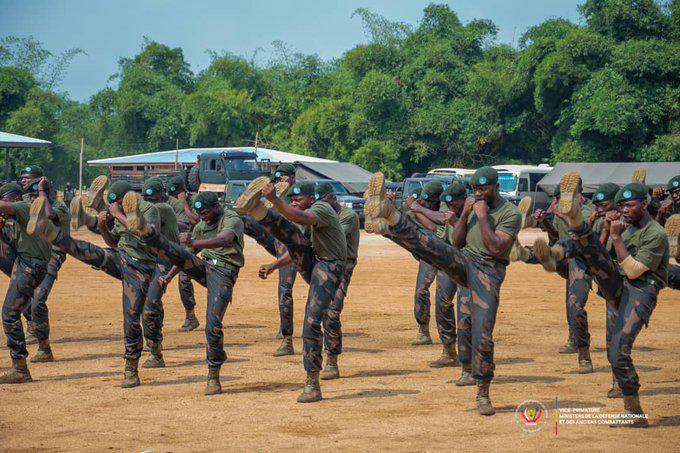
[294,162,373,194]
[538,162,680,195]
[0,132,52,180]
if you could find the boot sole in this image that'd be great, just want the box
[558,172,581,216]
[27,196,47,237]
[297,394,323,403]
[364,172,386,200]
[632,168,647,185]
[235,176,270,211]
[263,182,291,209]
[518,196,532,229]
[85,175,109,210]
[69,197,84,230]
[533,238,553,267]
[664,215,680,260]
[122,191,147,236]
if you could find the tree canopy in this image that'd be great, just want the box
[1,1,678,185]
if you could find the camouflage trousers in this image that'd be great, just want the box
[52,230,155,360]
[435,271,458,345]
[276,240,297,337]
[668,264,680,290]
[323,259,356,356]
[2,256,48,359]
[386,214,506,382]
[0,225,15,276]
[21,252,67,342]
[242,214,279,257]
[143,229,238,367]
[142,260,173,350]
[177,271,196,311]
[256,209,345,371]
[569,224,659,396]
[414,261,436,327]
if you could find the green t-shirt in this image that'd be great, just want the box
[554,202,594,241]
[156,202,180,244]
[338,206,360,261]
[309,201,347,261]
[406,207,447,239]
[620,220,668,287]
[167,195,194,224]
[111,199,160,263]
[192,209,244,270]
[463,200,521,265]
[11,201,52,261]
[51,200,71,254]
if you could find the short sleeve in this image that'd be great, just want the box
[220,214,244,236]
[634,228,667,273]
[339,210,359,236]
[310,203,333,228]
[10,202,30,227]
[143,203,161,230]
[191,223,203,241]
[496,209,521,240]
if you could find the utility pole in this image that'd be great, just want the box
[79,137,84,196]
[174,137,179,171]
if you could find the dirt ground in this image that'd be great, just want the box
[1,229,679,452]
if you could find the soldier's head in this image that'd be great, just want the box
[667,175,680,204]
[107,181,133,207]
[65,182,72,189]
[470,167,499,203]
[192,192,222,223]
[593,183,619,216]
[314,182,336,206]
[19,165,43,189]
[0,182,24,203]
[142,178,166,203]
[418,181,443,211]
[167,175,186,197]
[440,181,467,215]
[615,183,649,224]
[24,177,43,202]
[287,181,315,210]
[273,163,296,185]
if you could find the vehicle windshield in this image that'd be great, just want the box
[228,183,248,200]
[225,159,258,171]
[326,181,349,195]
[498,173,517,193]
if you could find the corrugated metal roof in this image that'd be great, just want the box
[0,131,51,148]
[87,147,336,166]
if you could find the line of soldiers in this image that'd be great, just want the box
[362,166,678,427]
[0,163,360,405]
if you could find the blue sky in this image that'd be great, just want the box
[1,0,583,101]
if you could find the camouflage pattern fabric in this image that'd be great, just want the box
[668,264,680,290]
[22,252,66,341]
[413,260,436,327]
[242,214,279,257]
[435,270,457,345]
[177,271,196,311]
[1,256,48,359]
[142,260,173,350]
[276,240,296,337]
[323,259,356,355]
[0,224,16,277]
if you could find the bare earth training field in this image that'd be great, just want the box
[1,229,679,452]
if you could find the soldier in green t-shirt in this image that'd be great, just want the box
[27,180,161,389]
[364,167,520,416]
[238,177,346,403]
[120,190,244,397]
[0,182,52,384]
[19,177,71,363]
[558,176,668,428]
[407,181,468,370]
[166,175,200,332]
[655,175,680,225]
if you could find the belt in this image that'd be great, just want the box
[208,258,238,272]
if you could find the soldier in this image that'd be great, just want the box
[138,178,181,368]
[18,165,44,189]
[259,181,359,379]
[20,177,70,361]
[0,182,52,384]
[27,181,160,388]
[238,178,347,403]
[120,190,244,396]
[557,176,667,428]
[63,183,75,206]
[655,175,680,225]
[363,167,520,416]
[166,175,200,331]
[407,182,468,368]
[666,215,680,290]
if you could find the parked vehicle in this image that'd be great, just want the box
[393,175,466,211]
[492,165,553,210]
[306,179,366,227]
[187,150,271,192]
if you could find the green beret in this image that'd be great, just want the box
[420,181,443,201]
[25,177,42,193]
[441,181,467,203]
[315,182,334,200]
[288,181,315,197]
[167,175,186,194]
[615,183,648,203]
[593,183,620,202]
[0,182,24,199]
[274,163,296,179]
[667,175,680,191]
[107,181,132,203]
[143,178,165,197]
[470,167,498,186]
[193,191,219,211]
[21,165,43,177]
[410,187,422,199]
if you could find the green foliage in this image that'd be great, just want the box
[1,2,678,188]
